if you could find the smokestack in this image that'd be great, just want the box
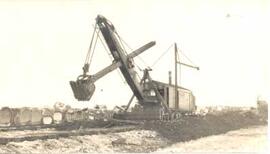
[169,71,172,85]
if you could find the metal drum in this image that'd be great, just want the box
[42,108,53,125]
[65,110,74,123]
[0,107,12,127]
[53,112,63,124]
[14,107,32,126]
[31,108,43,125]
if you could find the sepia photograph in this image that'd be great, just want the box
[0,0,268,153]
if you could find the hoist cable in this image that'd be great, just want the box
[94,25,113,61]
[85,23,97,64]
[134,63,143,71]
[150,43,174,68]
[88,29,100,70]
[114,30,129,55]
[114,31,145,83]
[136,55,150,69]
[117,34,133,51]
[116,33,150,69]
[177,47,197,66]
[122,36,149,68]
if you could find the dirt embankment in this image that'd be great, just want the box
[142,110,267,143]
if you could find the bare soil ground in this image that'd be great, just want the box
[0,109,267,153]
[157,125,268,153]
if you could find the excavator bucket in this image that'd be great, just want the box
[70,79,95,101]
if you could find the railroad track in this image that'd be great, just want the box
[0,125,138,144]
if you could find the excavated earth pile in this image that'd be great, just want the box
[141,110,267,143]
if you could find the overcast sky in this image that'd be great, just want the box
[0,0,269,109]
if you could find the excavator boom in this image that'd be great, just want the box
[70,15,156,103]
[70,15,198,120]
[96,15,150,104]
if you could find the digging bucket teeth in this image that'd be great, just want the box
[70,79,95,101]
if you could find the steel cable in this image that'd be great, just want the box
[88,29,100,70]
[85,23,97,64]
[177,47,197,66]
[150,43,174,68]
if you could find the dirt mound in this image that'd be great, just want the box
[157,125,268,152]
[142,110,267,143]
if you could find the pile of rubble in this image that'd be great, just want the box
[194,105,258,116]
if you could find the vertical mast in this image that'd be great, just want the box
[168,71,172,85]
[174,43,179,108]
